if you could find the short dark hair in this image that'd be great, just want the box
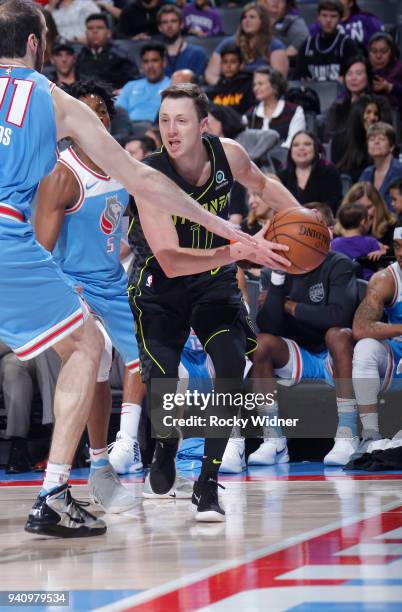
[318,0,343,17]
[254,66,287,99]
[389,179,402,195]
[157,5,183,25]
[338,201,368,230]
[208,103,245,139]
[85,13,109,27]
[304,202,335,228]
[0,0,42,58]
[160,84,208,121]
[220,43,242,61]
[70,79,115,118]
[140,42,166,60]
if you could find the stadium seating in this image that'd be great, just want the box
[219,7,242,35]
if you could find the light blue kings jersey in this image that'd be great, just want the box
[0,66,57,216]
[385,261,402,331]
[54,147,129,295]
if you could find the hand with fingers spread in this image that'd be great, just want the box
[230,221,291,271]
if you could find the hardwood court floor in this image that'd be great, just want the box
[0,465,401,611]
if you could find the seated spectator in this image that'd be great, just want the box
[389,179,402,224]
[145,126,162,148]
[294,0,359,81]
[278,131,342,213]
[171,69,197,84]
[0,341,38,473]
[207,103,245,140]
[48,0,100,43]
[205,44,256,115]
[76,14,138,90]
[124,136,157,161]
[368,33,402,112]
[241,187,274,235]
[263,0,309,58]
[157,5,208,78]
[360,122,402,209]
[352,231,402,458]
[327,55,374,128]
[205,2,288,85]
[49,39,77,88]
[332,202,383,279]
[310,0,383,50]
[331,94,391,182]
[246,244,359,467]
[247,66,305,148]
[117,0,162,40]
[338,182,397,251]
[116,43,170,122]
[183,0,224,37]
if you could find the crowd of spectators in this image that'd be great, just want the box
[1,0,402,470]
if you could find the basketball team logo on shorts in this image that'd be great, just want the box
[100,195,124,235]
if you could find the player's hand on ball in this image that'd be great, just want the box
[208,216,259,250]
[254,222,291,271]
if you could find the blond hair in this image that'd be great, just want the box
[335,182,396,239]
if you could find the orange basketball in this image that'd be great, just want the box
[266,207,330,274]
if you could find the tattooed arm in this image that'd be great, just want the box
[353,269,402,341]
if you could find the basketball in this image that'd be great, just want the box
[265,207,330,274]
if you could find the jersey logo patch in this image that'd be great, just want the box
[309,282,325,303]
[146,274,153,287]
[100,195,123,235]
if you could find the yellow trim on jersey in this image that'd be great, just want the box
[131,256,166,375]
[203,328,230,351]
[245,337,258,355]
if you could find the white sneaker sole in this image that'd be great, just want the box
[195,510,225,523]
[219,462,246,474]
[323,455,350,466]
[248,451,289,466]
[111,462,143,475]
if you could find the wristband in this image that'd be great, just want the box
[271,271,286,286]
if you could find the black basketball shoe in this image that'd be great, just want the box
[25,484,107,538]
[192,476,225,522]
[143,438,179,498]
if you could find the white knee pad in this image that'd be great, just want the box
[95,321,113,382]
[352,338,389,405]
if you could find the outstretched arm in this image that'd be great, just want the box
[51,87,255,248]
[137,205,290,277]
[222,139,301,212]
[353,269,402,341]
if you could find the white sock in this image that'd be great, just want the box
[41,462,71,495]
[361,412,379,433]
[336,398,358,438]
[120,403,141,439]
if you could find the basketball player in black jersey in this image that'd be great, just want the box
[128,84,300,522]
